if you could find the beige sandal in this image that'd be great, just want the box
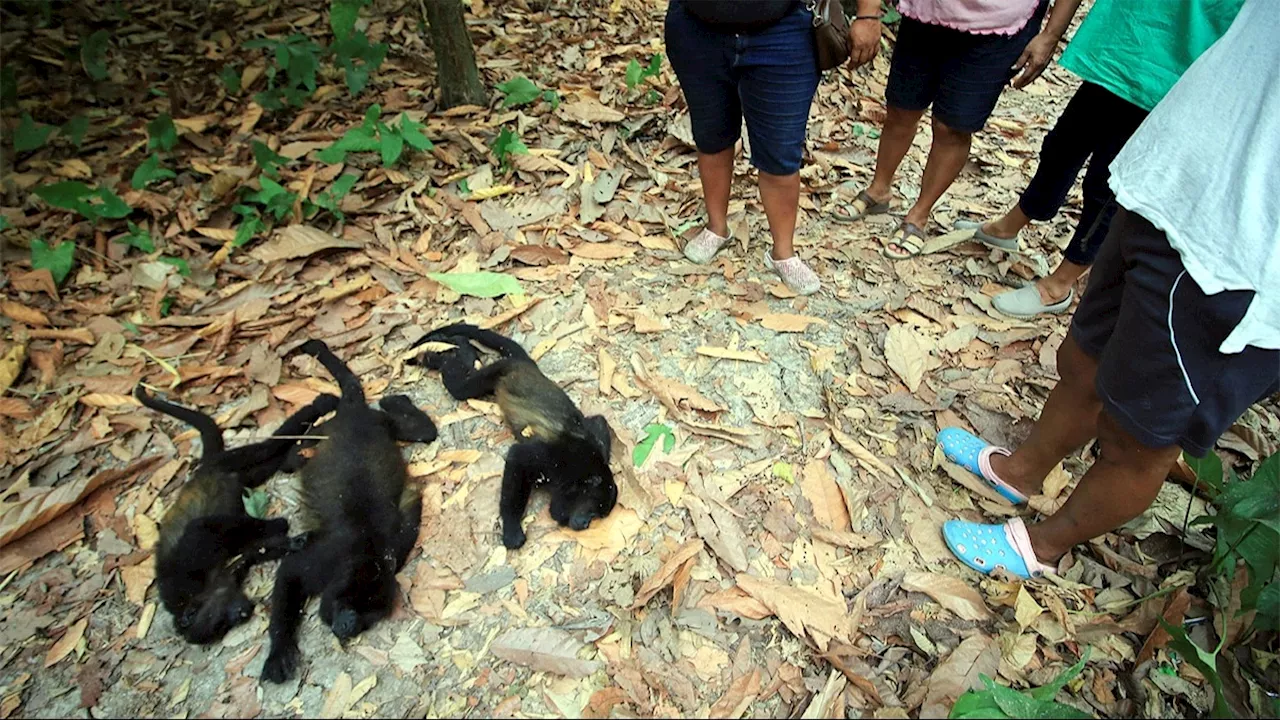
[831,189,890,224]
[882,222,927,260]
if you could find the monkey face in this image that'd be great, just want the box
[320,556,396,642]
[552,472,618,531]
[175,583,254,644]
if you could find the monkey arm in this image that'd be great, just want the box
[262,549,321,684]
[377,395,438,444]
[499,442,555,549]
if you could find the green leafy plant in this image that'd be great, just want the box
[880,0,902,24]
[772,461,795,484]
[242,177,298,222]
[950,650,1091,719]
[244,34,325,110]
[81,29,111,81]
[490,127,528,171]
[331,0,387,97]
[34,181,131,223]
[147,113,178,152]
[30,239,75,285]
[232,205,265,248]
[625,53,662,90]
[427,271,524,299]
[14,113,54,153]
[62,115,90,149]
[243,489,270,519]
[1190,450,1279,630]
[1160,621,1231,719]
[541,89,561,110]
[633,423,675,468]
[219,65,242,94]
[316,105,432,167]
[252,140,291,178]
[159,256,191,277]
[117,220,156,253]
[131,154,176,190]
[311,173,360,220]
[497,75,541,109]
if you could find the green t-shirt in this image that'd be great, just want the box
[1060,0,1244,111]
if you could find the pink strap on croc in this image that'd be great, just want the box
[1004,518,1055,578]
[978,445,1029,504]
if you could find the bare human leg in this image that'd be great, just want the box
[899,117,972,230]
[758,170,800,260]
[1027,409,1181,562]
[865,105,926,206]
[988,334,1103,495]
[697,146,734,238]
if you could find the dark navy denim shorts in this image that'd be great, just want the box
[885,1,1046,133]
[1071,208,1280,456]
[664,1,820,175]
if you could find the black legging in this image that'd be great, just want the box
[1017,82,1150,266]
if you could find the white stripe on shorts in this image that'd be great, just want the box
[1168,270,1201,406]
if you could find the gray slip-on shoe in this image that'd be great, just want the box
[993,284,1074,319]
[955,219,1020,252]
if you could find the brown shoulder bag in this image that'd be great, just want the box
[808,0,851,71]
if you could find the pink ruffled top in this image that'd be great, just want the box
[898,0,1041,36]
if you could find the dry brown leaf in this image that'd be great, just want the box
[251,225,363,263]
[709,669,763,719]
[695,346,768,363]
[902,572,995,622]
[920,634,998,718]
[78,392,140,409]
[598,348,616,396]
[800,461,850,532]
[490,627,602,677]
[568,242,635,260]
[735,574,850,651]
[121,563,155,606]
[0,342,27,395]
[1,301,49,327]
[9,269,59,299]
[830,426,895,479]
[884,324,929,392]
[43,618,87,668]
[631,539,703,609]
[1013,585,1044,629]
[509,245,569,266]
[559,98,626,125]
[321,672,355,718]
[0,456,161,549]
[760,313,824,332]
[633,311,667,333]
[801,669,848,719]
[193,227,238,242]
[811,527,879,550]
[698,587,772,620]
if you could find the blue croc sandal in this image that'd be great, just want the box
[942,518,1055,579]
[937,427,1028,506]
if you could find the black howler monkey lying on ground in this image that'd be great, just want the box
[134,385,338,645]
[261,339,437,684]
[408,323,618,549]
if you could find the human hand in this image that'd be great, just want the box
[1010,32,1058,88]
[847,17,881,68]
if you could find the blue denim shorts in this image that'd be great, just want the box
[664,1,820,175]
[885,1,1046,133]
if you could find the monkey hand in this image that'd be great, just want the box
[502,525,527,550]
[261,643,300,684]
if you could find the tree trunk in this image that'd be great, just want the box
[421,0,487,109]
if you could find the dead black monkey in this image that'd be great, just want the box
[135,386,337,645]
[261,339,436,684]
[408,323,617,549]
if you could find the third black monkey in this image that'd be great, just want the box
[261,339,436,684]
[135,386,337,645]
[408,323,618,549]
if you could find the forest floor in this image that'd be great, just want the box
[1,1,1277,718]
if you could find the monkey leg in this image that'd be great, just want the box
[392,488,424,571]
[221,395,338,485]
[262,546,328,684]
[378,395,438,444]
[499,442,554,549]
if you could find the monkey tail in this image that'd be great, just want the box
[297,339,367,405]
[414,323,532,362]
[133,385,225,456]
